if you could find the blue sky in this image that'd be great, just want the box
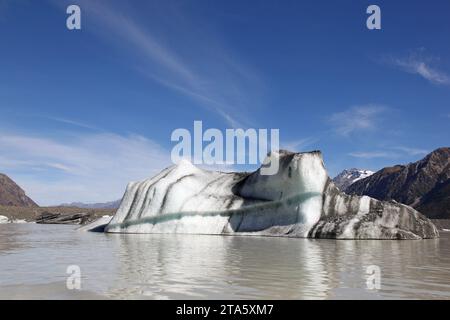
[0,0,449,205]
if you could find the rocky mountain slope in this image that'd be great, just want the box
[333,168,374,191]
[416,179,450,219]
[0,173,37,207]
[346,147,450,218]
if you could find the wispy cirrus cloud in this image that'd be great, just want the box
[391,146,428,156]
[328,105,387,136]
[44,117,100,131]
[349,146,428,159]
[51,0,263,128]
[281,137,318,152]
[384,49,450,86]
[0,131,170,205]
[348,151,395,159]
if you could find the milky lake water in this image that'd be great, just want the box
[1,223,450,299]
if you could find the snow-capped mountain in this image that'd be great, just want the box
[333,168,374,191]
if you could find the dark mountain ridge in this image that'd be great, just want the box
[346,147,450,218]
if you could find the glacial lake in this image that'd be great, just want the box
[1,223,450,299]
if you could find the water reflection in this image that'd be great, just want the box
[0,224,449,299]
[108,234,332,299]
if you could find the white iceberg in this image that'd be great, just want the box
[105,150,438,239]
[11,219,27,224]
[0,215,9,224]
[77,216,112,232]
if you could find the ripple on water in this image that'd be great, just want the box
[0,223,449,299]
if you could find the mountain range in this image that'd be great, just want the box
[2,147,449,219]
[345,147,450,219]
[0,172,120,210]
[59,200,121,209]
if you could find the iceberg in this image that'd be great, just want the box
[105,150,439,239]
[0,215,9,224]
[78,215,112,232]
